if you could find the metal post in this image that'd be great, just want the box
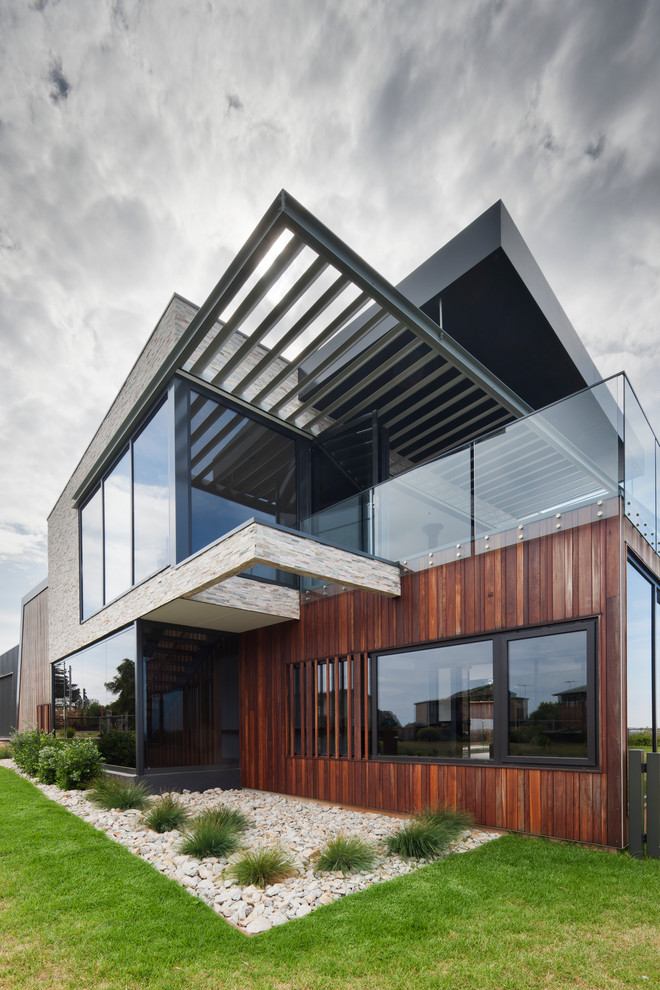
[647,751,660,858]
[628,749,645,858]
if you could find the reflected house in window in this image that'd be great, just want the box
[12,191,660,848]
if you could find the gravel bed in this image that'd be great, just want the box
[1,760,501,935]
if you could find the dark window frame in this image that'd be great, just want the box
[371,618,598,769]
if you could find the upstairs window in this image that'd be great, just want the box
[80,398,170,620]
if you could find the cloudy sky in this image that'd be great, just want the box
[0,0,658,651]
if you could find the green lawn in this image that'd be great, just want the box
[1,768,659,990]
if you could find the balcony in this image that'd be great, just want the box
[302,373,659,575]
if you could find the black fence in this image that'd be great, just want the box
[629,749,660,858]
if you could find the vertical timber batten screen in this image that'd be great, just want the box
[288,653,370,760]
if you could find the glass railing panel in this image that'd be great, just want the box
[372,447,471,567]
[624,379,657,548]
[473,379,621,544]
[302,491,371,556]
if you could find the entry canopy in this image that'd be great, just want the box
[174,190,533,469]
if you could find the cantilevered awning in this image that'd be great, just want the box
[169,191,531,469]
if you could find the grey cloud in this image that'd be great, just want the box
[585,135,606,160]
[226,92,243,112]
[48,56,70,103]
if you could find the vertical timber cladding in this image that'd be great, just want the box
[240,515,624,847]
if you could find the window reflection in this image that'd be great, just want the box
[508,631,588,759]
[53,627,136,768]
[81,488,103,620]
[190,391,296,554]
[104,449,131,601]
[133,402,170,583]
[142,622,239,769]
[376,642,494,760]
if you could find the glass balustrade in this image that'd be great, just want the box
[302,373,659,568]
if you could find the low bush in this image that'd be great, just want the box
[37,742,65,784]
[179,818,242,859]
[0,742,12,759]
[629,730,654,749]
[143,795,189,833]
[228,846,297,888]
[387,804,473,861]
[65,726,76,739]
[54,738,104,790]
[88,775,151,810]
[96,729,136,767]
[10,727,52,776]
[316,834,377,874]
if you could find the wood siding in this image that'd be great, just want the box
[18,587,50,731]
[240,515,626,847]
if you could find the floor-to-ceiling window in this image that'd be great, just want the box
[79,397,170,619]
[53,626,136,768]
[141,621,239,770]
[627,558,658,751]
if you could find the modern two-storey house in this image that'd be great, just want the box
[15,191,660,849]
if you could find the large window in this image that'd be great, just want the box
[53,626,136,768]
[627,558,658,751]
[80,399,170,619]
[141,621,239,769]
[376,641,493,760]
[372,621,597,766]
[189,389,297,555]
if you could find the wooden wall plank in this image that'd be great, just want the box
[240,516,626,847]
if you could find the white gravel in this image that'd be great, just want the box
[1,760,501,935]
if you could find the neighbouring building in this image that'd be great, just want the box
[14,191,660,848]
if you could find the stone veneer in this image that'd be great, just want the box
[49,520,400,661]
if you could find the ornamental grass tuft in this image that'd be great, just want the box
[316,834,378,875]
[195,804,251,835]
[143,794,189,833]
[386,804,473,861]
[179,818,242,860]
[0,742,13,759]
[88,774,151,810]
[228,845,297,888]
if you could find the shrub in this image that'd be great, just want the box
[96,729,136,767]
[0,743,12,759]
[629,730,654,749]
[10,727,52,776]
[37,742,65,784]
[228,846,297,888]
[65,726,76,739]
[195,805,250,835]
[89,775,151,810]
[179,818,242,859]
[316,834,377,874]
[54,738,104,790]
[387,804,473,861]
[143,795,189,833]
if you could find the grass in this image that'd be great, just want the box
[0,742,11,759]
[316,834,378,874]
[179,817,242,859]
[195,804,251,834]
[88,774,151,810]
[1,767,660,990]
[386,805,472,860]
[143,794,189,833]
[228,845,297,888]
